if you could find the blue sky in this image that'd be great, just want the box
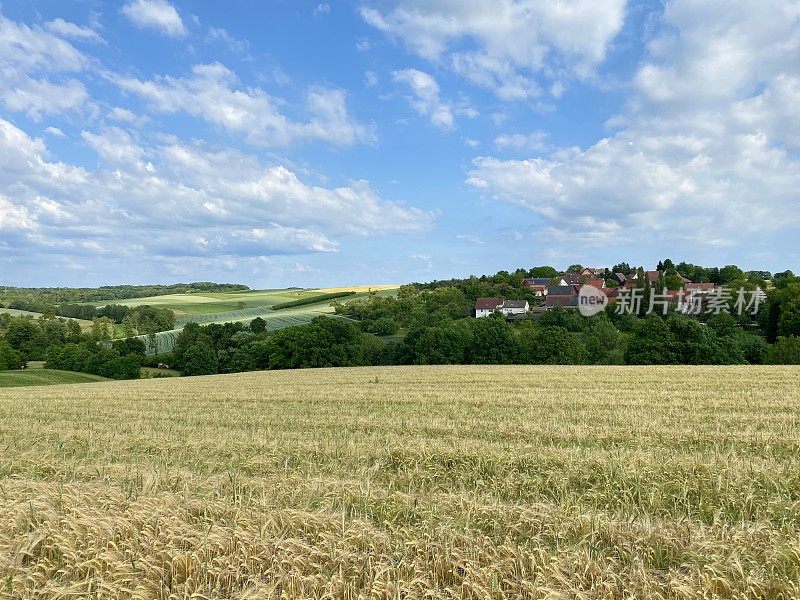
[0,0,799,287]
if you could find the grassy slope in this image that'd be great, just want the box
[0,369,108,387]
[1,365,799,597]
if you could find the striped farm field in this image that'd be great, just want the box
[1,365,800,598]
[139,313,356,355]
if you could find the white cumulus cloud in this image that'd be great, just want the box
[363,0,627,99]
[392,68,454,130]
[45,18,104,43]
[108,63,374,147]
[0,118,435,270]
[0,15,89,120]
[467,0,800,257]
[122,0,187,38]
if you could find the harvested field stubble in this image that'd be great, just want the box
[1,365,800,598]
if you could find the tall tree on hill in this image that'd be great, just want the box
[467,316,521,364]
[249,317,266,334]
[529,266,559,279]
[0,341,23,370]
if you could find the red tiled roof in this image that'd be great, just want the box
[685,283,716,292]
[544,295,578,307]
[475,297,503,310]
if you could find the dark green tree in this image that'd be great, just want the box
[523,325,588,365]
[584,318,624,364]
[249,317,267,334]
[466,316,521,364]
[182,339,218,376]
[767,337,800,364]
[625,316,678,364]
[0,340,23,370]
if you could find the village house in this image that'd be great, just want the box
[579,267,604,279]
[684,282,718,294]
[475,297,503,317]
[522,277,551,296]
[585,278,605,289]
[475,298,530,318]
[604,287,621,303]
[542,285,578,309]
[555,273,582,286]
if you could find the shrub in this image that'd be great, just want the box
[766,336,800,364]
[0,340,23,370]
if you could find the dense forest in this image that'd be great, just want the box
[1,261,799,379]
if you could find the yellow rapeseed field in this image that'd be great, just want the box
[1,365,800,599]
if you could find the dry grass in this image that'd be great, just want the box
[1,365,800,599]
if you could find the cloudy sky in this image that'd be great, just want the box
[1,0,798,287]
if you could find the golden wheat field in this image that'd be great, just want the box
[1,366,800,599]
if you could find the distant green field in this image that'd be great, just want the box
[0,369,108,387]
[89,286,397,316]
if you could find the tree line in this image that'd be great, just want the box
[56,304,175,334]
[0,313,145,379]
[146,307,795,380]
